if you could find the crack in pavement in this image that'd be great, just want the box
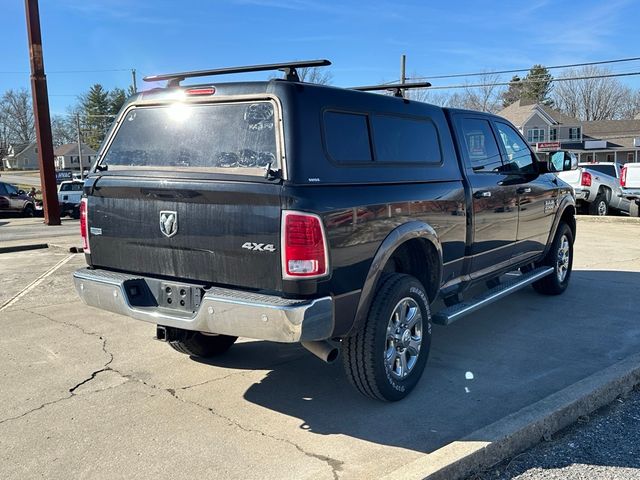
[3,310,343,478]
[118,371,343,480]
[177,354,307,392]
[0,310,116,426]
[167,387,344,480]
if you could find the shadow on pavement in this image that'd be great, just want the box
[193,269,640,456]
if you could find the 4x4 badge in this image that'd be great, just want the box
[159,211,178,238]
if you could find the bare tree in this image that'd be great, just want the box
[268,66,333,85]
[51,115,76,146]
[619,89,640,120]
[405,87,451,106]
[0,88,35,144]
[552,66,632,121]
[458,73,503,113]
[405,72,504,112]
[295,66,333,85]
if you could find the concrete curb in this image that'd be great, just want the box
[577,215,640,224]
[382,353,640,480]
[0,243,48,254]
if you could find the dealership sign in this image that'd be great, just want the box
[536,142,561,152]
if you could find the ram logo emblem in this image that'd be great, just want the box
[159,211,178,238]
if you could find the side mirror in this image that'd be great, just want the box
[547,151,578,172]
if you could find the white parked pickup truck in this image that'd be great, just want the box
[57,180,84,218]
[620,163,640,217]
[557,161,629,216]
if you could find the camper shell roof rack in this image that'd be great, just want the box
[351,82,432,98]
[143,59,332,87]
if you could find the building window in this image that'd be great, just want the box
[628,153,635,163]
[549,128,557,141]
[569,127,581,140]
[586,154,594,162]
[606,153,614,162]
[527,128,545,143]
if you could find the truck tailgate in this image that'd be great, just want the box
[86,176,282,291]
[625,165,640,189]
[557,169,581,187]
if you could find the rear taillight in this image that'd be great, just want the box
[79,198,90,253]
[581,171,592,187]
[621,166,627,187]
[282,211,328,279]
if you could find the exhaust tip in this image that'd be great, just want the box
[301,340,340,364]
[326,347,339,364]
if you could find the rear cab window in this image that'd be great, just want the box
[582,164,617,177]
[99,100,280,177]
[60,182,83,192]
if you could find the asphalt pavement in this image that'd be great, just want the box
[0,172,41,187]
[0,216,79,247]
[1,220,639,479]
[469,387,640,480]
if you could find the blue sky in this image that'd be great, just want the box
[2,0,639,115]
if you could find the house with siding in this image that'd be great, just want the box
[54,143,97,170]
[1,143,39,170]
[498,99,640,164]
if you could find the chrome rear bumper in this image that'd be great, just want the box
[73,268,334,342]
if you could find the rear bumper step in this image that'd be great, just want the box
[432,266,554,325]
[73,268,334,342]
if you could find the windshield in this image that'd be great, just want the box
[100,101,279,176]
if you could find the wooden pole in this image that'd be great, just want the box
[25,0,60,225]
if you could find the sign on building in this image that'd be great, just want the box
[55,170,73,184]
[585,140,608,149]
[536,142,561,152]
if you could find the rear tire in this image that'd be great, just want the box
[168,330,237,357]
[532,222,574,295]
[342,273,432,402]
[589,195,608,216]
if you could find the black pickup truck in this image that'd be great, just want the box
[74,60,577,401]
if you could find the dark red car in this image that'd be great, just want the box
[0,181,36,216]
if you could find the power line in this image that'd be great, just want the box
[0,68,132,74]
[409,56,640,81]
[424,71,640,90]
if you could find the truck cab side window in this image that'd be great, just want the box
[459,118,503,173]
[495,122,536,175]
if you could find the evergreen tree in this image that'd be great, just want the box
[522,64,554,106]
[501,75,523,108]
[80,84,111,150]
[108,88,127,116]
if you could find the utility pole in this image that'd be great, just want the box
[24,0,60,225]
[76,113,84,179]
[131,68,137,93]
[400,54,406,98]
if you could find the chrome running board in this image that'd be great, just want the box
[433,266,554,325]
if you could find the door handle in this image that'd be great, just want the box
[474,190,492,199]
[517,187,532,194]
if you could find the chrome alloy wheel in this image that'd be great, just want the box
[556,234,570,283]
[385,297,423,380]
[597,200,607,216]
